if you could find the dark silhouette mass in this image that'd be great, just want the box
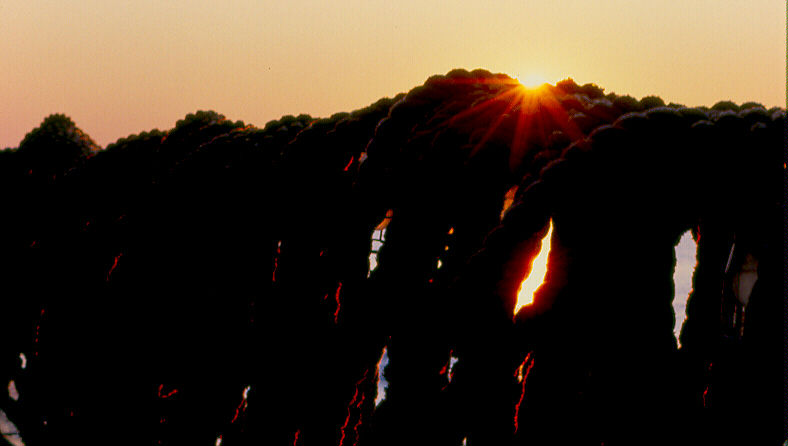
[0,69,783,446]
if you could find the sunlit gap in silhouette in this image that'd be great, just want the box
[439,350,459,390]
[448,355,458,381]
[501,186,518,220]
[374,347,389,408]
[672,230,698,348]
[514,220,553,315]
[7,381,18,401]
[368,210,392,277]
[0,410,24,446]
[368,229,386,277]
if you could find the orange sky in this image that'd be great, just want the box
[1,0,784,148]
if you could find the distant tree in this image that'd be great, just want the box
[739,101,764,110]
[555,78,581,94]
[711,100,740,112]
[17,113,99,178]
[611,95,643,113]
[579,82,605,98]
[640,95,665,109]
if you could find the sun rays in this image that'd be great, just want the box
[426,74,585,173]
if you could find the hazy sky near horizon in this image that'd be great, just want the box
[1,0,784,148]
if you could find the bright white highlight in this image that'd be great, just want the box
[374,347,389,408]
[514,220,553,315]
[673,230,698,347]
[447,356,459,383]
[368,229,386,276]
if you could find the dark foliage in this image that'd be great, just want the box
[0,70,782,446]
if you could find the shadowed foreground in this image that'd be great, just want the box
[0,70,783,446]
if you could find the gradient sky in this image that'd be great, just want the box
[1,0,784,148]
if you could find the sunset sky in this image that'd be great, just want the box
[1,0,784,148]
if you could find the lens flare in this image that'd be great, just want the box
[437,73,584,175]
[514,220,553,315]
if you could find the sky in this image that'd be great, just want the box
[1,0,784,148]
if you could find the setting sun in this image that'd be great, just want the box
[514,73,550,89]
[514,219,553,315]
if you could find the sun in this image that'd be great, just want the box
[513,73,550,89]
